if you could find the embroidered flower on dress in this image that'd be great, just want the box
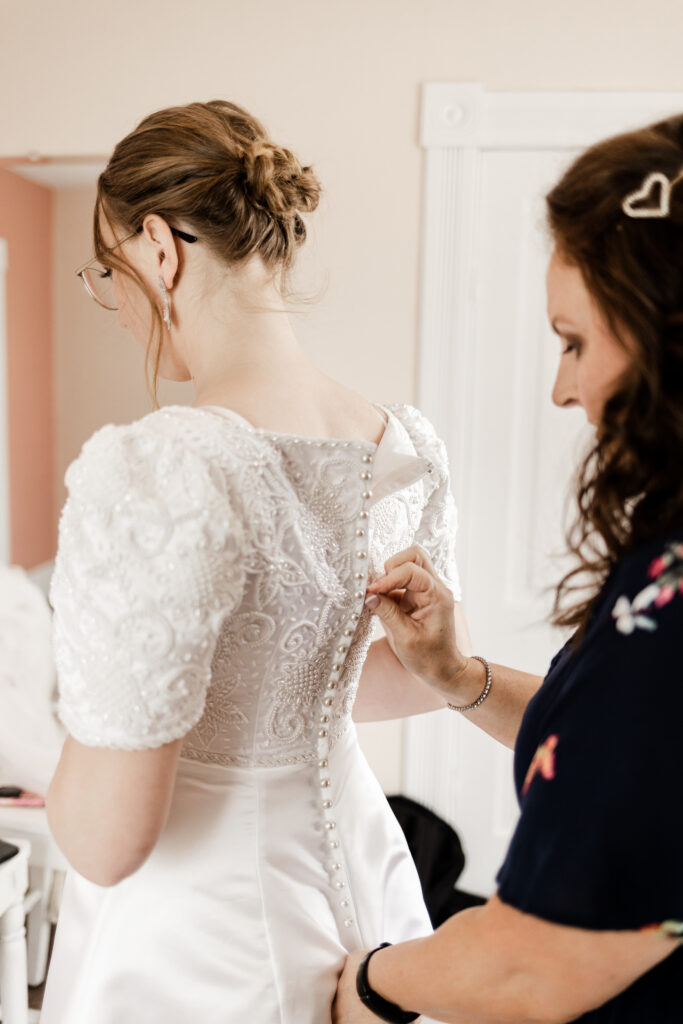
[612,594,658,635]
[612,541,683,634]
[522,734,558,795]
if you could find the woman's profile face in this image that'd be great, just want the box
[96,217,154,341]
[546,248,632,426]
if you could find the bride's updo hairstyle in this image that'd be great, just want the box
[547,114,683,636]
[94,99,321,398]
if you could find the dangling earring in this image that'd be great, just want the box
[158,275,171,329]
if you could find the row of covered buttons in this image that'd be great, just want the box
[316,449,374,931]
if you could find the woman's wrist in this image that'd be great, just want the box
[357,944,420,1022]
[366,945,395,1000]
[440,655,488,708]
[365,941,424,1020]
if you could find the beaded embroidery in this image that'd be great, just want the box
[52,403,460,768]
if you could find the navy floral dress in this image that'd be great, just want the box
[496,529,683,1022]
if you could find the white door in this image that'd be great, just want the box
[0,239,9,565]
[403,85,683,896]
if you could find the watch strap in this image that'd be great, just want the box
[355,942,420,1023]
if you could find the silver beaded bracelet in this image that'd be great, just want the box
[447,656,492,713]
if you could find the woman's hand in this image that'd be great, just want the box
[365,545,542,747]
[332,951,378,1024]
[364,545,468,702]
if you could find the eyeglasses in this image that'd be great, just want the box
[75,225,198,311]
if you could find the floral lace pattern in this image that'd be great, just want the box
[51,423,246,750]
[52,403,459,767]
[612,541,683,635]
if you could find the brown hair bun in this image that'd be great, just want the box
[242,141,321,218]
[95,99,322,273]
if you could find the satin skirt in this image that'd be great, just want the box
[40,727,433,1023]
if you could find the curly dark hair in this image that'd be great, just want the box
[547,114,683,635]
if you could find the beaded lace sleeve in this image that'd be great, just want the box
[389,404,462,601]
[50,422,245,750]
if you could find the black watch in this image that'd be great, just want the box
[355,942,420,1023]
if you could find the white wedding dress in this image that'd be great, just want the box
[41,402,460,1024]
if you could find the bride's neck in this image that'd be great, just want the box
[174,259,322,409]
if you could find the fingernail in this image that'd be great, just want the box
[365,595,380,611]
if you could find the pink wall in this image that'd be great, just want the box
[0,168,55,568]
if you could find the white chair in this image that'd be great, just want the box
[0,809,68,988]
[0,565,68,993]
[0,838,30,1024]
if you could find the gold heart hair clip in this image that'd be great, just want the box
[622,169,683,219]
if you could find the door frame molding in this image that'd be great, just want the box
[416,82,683,592]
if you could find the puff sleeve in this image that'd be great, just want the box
[390,404,462,601]
[50,422,245,750]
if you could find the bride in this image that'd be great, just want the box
[40,99,471,1024]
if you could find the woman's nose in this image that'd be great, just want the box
[552,359,579,409]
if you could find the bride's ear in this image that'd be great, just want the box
[140,214,179,290]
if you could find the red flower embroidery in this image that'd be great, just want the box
[655,584,676,608]
[648,554,670,579]
[522,735,559,795]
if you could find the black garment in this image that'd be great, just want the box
[497,530,683,1022]
[388,795,485,926]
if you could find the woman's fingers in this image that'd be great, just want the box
[397,590,419,615]
[364,549,460,694]
[383,544,437,578]
[364,593,415,640]
[366,562,435,600]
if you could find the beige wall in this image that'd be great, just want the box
[5,0,683,432]
[21,0,683,525]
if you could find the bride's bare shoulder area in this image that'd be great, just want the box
[324,382,387,442]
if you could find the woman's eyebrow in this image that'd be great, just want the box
[551,318,580,335]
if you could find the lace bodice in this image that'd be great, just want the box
[51,403,460,767]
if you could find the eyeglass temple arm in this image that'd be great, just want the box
[135,225,198,244]
[75,223,199,276]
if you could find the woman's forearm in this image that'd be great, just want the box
[366,906,547,1024]
[46,741,149,886]
[354,602,475,722]
[353,637,450,721]
[360,895,674,1024]
[441,657,542,750]
[46,735,182,886]
[353,638,541,746]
